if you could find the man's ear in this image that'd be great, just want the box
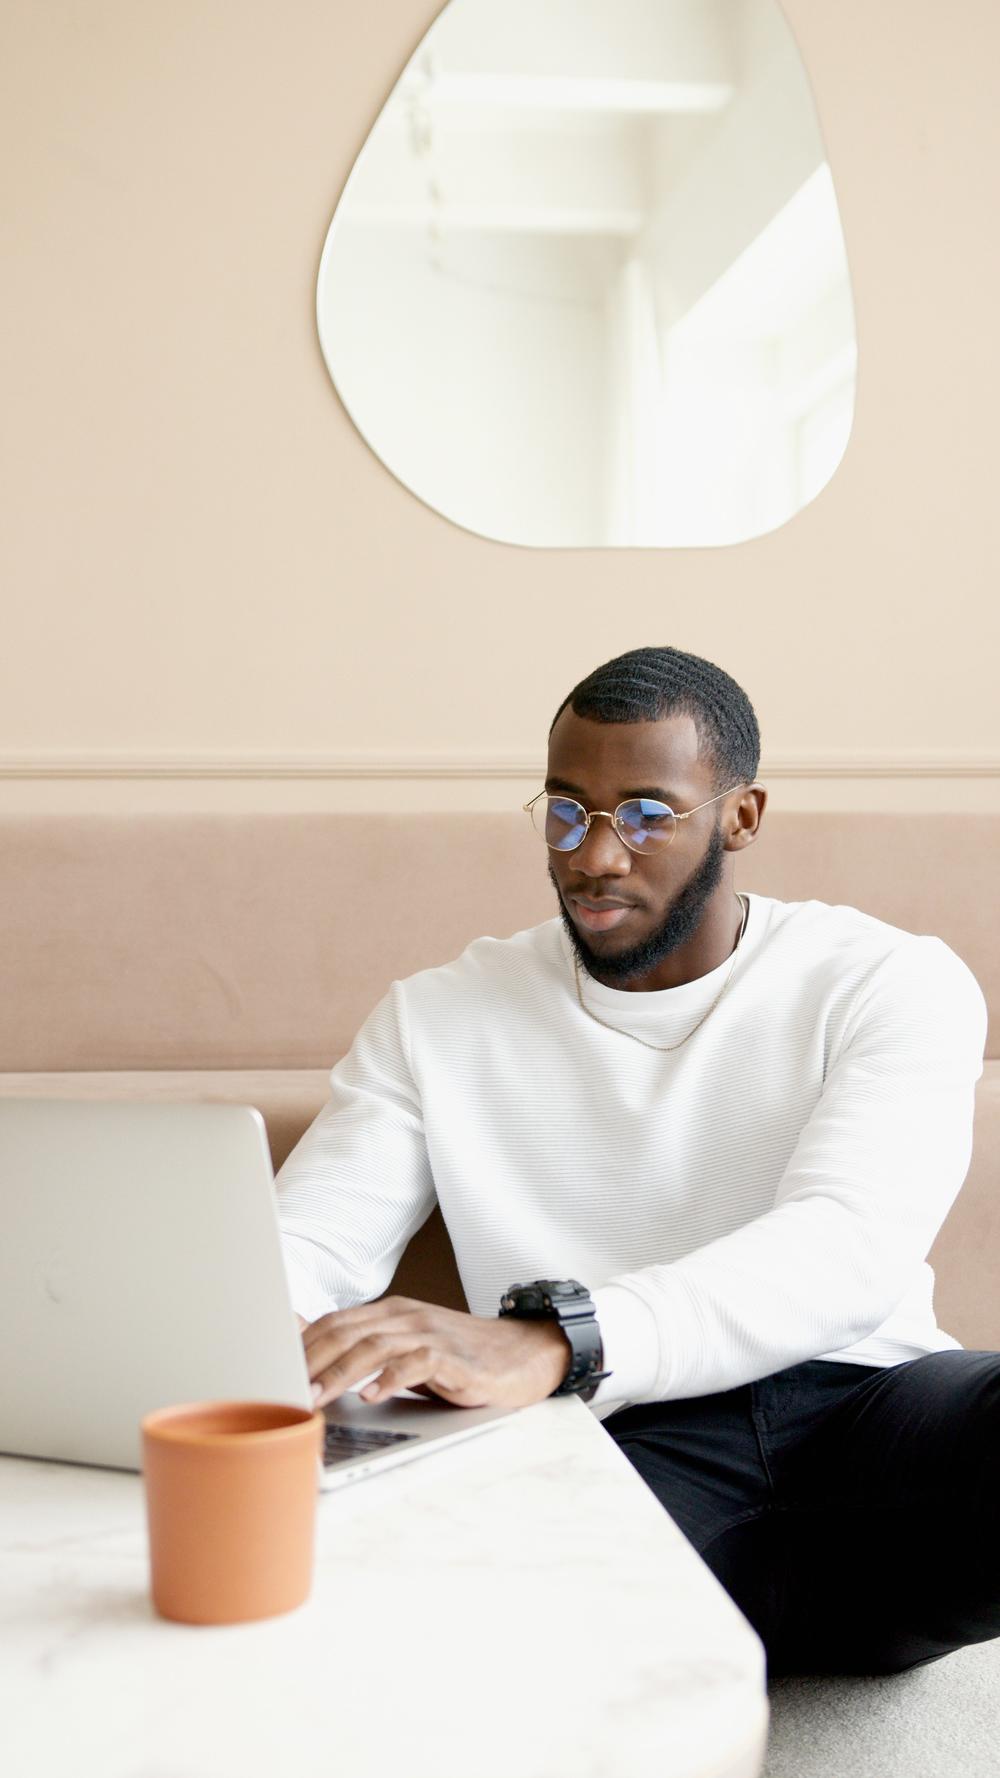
[725,784,766,851]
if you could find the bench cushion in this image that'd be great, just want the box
[0,812,995,1071]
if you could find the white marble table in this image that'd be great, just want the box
[0,1394,769,1778]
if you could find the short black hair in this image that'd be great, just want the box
[550,646,760,792]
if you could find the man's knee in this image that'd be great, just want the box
[698,1511,786,1651]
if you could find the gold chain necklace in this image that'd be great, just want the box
[572,894,749,1054]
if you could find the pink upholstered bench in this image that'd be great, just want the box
[0,811,996,1346]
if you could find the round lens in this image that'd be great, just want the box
[532,795,588,851]
[616,798,676,851]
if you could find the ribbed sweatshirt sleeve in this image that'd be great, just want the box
[275,981,437,1321]
[592,937,988,1403]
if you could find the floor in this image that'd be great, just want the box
[761,1637,1000,1778]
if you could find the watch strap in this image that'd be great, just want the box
[498,1278,612,1403]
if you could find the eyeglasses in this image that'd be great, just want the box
[523,785,748,855]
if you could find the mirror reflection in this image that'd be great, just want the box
[317,0,857,548]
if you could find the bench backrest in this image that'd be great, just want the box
[0,811,995,1068]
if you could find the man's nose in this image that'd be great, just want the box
[571,813,633,878]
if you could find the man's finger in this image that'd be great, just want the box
[301,1299,433,1355]
[304,1318,418,1383]
[358,1344,437,1404]
[310,1331,429,1407]
[360,1346,489,1409]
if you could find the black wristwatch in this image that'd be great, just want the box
[498,1278,611,1404]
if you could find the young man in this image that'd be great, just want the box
[276,645,996,1678]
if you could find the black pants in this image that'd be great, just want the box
[602,1350,1000,1680]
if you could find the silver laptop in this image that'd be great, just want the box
[0,1098,516,1491]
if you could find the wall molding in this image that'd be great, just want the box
[0,751,998,781]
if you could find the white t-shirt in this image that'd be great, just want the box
[275,894,987,1421]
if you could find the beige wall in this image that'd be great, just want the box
[1,0,998,815]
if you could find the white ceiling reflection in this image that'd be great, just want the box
[317,0,856,547]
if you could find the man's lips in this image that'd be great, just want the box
[570,896,639,933]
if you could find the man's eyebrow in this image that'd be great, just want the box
[544,775,684,805]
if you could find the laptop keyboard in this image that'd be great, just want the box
[323,1422,420,1466]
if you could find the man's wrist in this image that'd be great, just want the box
[535,1319,574,1391]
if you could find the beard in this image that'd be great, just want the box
[550,818,728,985]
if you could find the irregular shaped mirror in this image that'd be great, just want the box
[317,0,856,547]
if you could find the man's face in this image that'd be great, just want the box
[544,708,734,986]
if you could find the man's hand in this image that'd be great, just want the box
[300,1296,573,1411]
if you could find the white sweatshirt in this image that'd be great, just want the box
[275,894,988,1422]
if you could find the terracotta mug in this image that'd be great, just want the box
[141,1400,324,1625]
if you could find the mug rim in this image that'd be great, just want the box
[141,1400,323,1448]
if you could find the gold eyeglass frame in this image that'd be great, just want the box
[523,784,750,855]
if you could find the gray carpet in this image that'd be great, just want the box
[761,1638,1000,1778]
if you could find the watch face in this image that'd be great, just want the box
[501,1284,546,1314]
[501,1279,598,1322]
